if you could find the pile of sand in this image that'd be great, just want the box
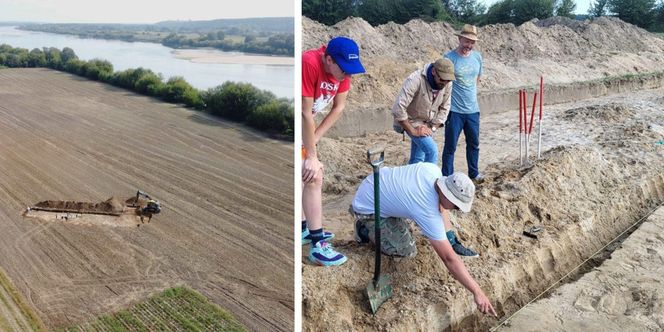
[305,130,664,331]
[34,197,124,214]
[303,16,664,108]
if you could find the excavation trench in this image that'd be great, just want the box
[303,144,664,332]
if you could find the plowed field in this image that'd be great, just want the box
[0,68,293,331]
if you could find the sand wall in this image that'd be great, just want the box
[318,71,664,138]
[496,206,664,331]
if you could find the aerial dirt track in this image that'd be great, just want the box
[0,68,293,330]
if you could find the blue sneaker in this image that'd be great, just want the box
[308,240,347,266]
[452,242,479,257]
[302,228,334,245]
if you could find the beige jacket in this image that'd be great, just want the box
[391,64,452,130]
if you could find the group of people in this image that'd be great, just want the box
[301,25,496,317]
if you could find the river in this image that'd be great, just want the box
[0,26,293,98]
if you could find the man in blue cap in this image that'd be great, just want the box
[302,36,365,266]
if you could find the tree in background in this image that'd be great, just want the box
[246,99,294,135]
[608,0,657,28]
[358,0,451,25]
[588,0,609,16]
[513,0,555,24]
[0,44,293,137]
[443,0,487,24]
[161,76,204,109]
[555,0,577,17]
[303,0,452,26]
[655,1,664,31]
[61,47,78,64]
[484,0,554,24]
[484,0,516,24]
[302,0,356,26]
[43,47,63,69]
[28,48,47,67]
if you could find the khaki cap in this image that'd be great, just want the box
[433,58,456,81]
[455,24,479,41]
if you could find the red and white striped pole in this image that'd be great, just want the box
[527,92,537,163]
[537,76,544,159]
[519,89,523,166]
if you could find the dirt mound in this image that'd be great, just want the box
[562,102,635,121]
[34,197,124,214]
[304,16,664,109]
[304,143,664,331]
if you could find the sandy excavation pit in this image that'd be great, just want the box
[303,16,664,331]
[496,206,664,331]
[23,197,147,227]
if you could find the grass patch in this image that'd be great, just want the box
[0,267,47,331]
[58,287,246,332]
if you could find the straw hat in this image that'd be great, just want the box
[455,24,479,41]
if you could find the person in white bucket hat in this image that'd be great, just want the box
[351,162,497,317]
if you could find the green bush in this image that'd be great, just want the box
[484,0,554,24]
[0,44,292,138]
[246,100,294,134]
[161,76,204,109]
[202,81,273,121]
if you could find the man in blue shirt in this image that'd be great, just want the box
[443,24,484,183]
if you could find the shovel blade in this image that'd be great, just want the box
[366,275,393,314]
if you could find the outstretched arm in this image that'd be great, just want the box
[429,239,497,317]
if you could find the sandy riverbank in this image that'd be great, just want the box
[172,49,294,66]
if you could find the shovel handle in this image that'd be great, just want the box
[367,145,385,168]
[367,147,384,286]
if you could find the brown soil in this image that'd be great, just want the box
[498,207,664,331]
[303,16,664,109]
[303,16,664,331]
[34,196,125,215]
[0,68,293,331]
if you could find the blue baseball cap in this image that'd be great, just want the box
[326,37,365,75]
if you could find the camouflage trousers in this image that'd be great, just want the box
[350,206,417,258]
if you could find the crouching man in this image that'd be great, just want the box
[351,162,497,316]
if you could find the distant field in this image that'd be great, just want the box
[0,68,293,331]
[59,287,246,332]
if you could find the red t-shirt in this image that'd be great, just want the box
[302,46,351,114]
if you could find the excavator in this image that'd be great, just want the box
[132,190,161,222]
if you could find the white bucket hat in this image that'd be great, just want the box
[436,172,475,213]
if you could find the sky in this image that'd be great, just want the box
[481,0,593,15]
[0,0,294,24]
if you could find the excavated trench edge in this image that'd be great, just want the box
[449,173,664,331]
[322,71,664,138]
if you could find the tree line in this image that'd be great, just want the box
[162,32,293,56]
[303,0,664,32]
[19,21,295,57]
[0,44,293,138]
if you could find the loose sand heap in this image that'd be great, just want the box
[304,16,664,109]
[34,196,125,215]
[303,16,664,331]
